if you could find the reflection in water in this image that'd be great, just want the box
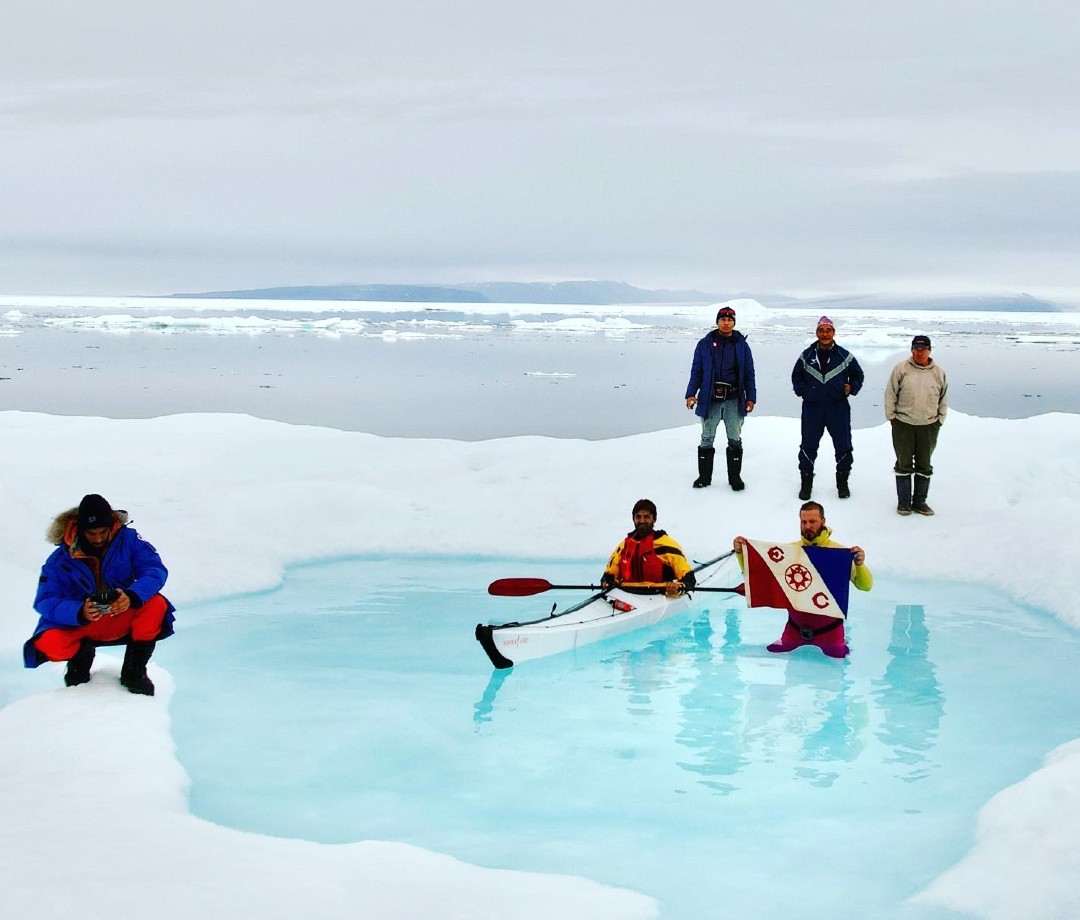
[872,604,944,782]
[731,652,869,790]
[674,610,748,793]
[650,607,874,792]
[793,657,869,788]
[612,633,675,713]
[473,668,511,726]
[470,601,946,793]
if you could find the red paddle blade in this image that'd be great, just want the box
[488,577,553,597]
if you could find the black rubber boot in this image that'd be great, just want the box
[120,641,157,696]
[693,447,715,488]
[836,470,851,499]
[64,639,96,687]
[725,443,745,491]
[896,475,913,515]
[913,476,934,515]
[798,472,814,501]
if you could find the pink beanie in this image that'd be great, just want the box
[816,315,835,329]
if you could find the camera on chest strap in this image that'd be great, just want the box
[712,381,736,401]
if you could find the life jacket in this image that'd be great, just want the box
[618,533,665,584]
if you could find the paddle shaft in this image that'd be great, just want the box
[488,579,741,597]
[488,550,737,597]
[690,549,735,573]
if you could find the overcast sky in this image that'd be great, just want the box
[3,1,1079,298]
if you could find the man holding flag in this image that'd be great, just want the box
[733,501,872,658]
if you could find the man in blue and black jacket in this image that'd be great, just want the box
[791,316,864,500]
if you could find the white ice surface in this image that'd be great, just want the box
[1,396,1078,918]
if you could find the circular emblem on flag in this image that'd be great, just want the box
[784,563,813,592]
[768,545,785,563]
[812,591,830,609]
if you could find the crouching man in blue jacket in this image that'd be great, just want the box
[25,494,176,695]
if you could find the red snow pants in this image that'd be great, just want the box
[34,594,170,661]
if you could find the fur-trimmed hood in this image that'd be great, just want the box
[47,507,130,546]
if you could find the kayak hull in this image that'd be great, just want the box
[475,587,690,669]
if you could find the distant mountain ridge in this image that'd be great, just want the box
[769,292,1071,313]
[168,281,1075,312]
[170,280,727,305]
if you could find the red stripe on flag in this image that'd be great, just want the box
[744,542,791,609]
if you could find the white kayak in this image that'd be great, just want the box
[475,586,691,669]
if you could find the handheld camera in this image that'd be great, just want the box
[91,589,120,609]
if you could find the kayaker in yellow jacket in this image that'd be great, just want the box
[601,499,696,596]
[733,501,871,657]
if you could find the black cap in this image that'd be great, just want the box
[911,335,932,349]
[77,494,114,531]
[716,306,736,320]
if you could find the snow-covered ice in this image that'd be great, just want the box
[1,296,1079,920]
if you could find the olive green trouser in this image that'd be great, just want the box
[891,419,940,478]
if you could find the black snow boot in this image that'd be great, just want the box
[120,641,157,696]
[64,639,96,687]
[693,447,715,488]
[896,475,913,515]
[836,470,851,499]
[798,472,814,501]
[726,443,745,491]
[913,476,935,516]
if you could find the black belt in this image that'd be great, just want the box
[788,617,843,641]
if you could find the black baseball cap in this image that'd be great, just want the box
[911,335,932,349]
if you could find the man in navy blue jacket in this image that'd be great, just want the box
[791,316,864,500]
[685,305,757,491]
[25,494,176,695]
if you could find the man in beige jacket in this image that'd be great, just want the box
[884,334,948,515]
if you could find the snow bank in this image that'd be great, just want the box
[1,408,1078,920]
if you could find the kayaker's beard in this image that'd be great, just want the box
[633,523,652,539]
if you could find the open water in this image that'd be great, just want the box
[158,555,1080,920]
[2,306,1079,438]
